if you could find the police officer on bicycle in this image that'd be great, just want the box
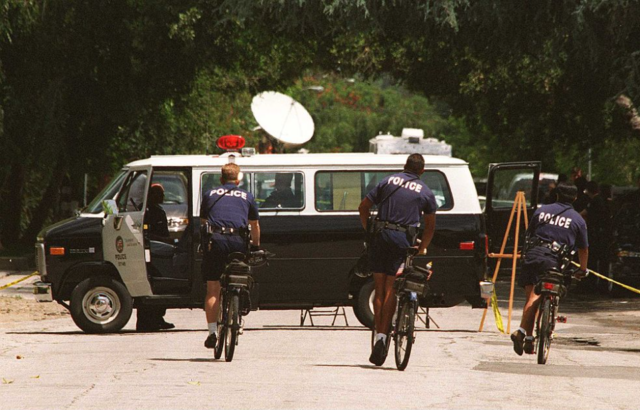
[511,182,589,355]
[200,163,260,349]
[358,153,437,366]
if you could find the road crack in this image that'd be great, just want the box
[65,383,95,410]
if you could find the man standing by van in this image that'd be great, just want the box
[358,154,437,366]
[200,163,260,349]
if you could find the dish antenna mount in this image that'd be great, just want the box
[251,91,314,152]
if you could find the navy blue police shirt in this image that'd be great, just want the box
[366,171,438,226]
[200,183,260,229]
[529,202,588,250]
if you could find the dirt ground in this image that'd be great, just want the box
[0,296,69,324]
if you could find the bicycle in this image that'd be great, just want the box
[214,249,273,362]
[534,257,583,365]
[370,248,432,370]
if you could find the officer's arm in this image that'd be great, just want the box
[249,220,261,247]
[578,247,588,271]
[358,197,373,230]
[418,214,436,254]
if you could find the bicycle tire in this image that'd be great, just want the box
[214,291,225,360]
[224,293,240,362]
[394,298,415,371]
[537,297,552,365]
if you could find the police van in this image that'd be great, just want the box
[34,141,541,333]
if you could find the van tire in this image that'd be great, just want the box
[70,276,133,334]
[353,280,375,329]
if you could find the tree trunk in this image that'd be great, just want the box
[0,159,26,248]
[20,155,67,247]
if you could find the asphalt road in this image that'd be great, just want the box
[1,274,640,410]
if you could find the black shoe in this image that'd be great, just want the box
[369,339,387,366]
[204,333,218,349]
[136,320,175,332]
[524,338,535,354]
[511,330,525,356]
[158,320,175,330]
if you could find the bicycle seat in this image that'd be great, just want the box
[227,252,246,264]
[540,269,565,284]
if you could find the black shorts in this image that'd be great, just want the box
[519,246,559,288]
[202,235,246,282]
[368,230,411,276]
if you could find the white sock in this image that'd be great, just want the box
[525,336,534,341]
[208,322,217,336]
[375,333,387,344]
[518,327,526,335]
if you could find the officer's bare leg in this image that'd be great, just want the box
[379,275,397,335]
[519,285,541,336]
[373,273,387,334]
[205,280,221,323]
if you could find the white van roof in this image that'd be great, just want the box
[126,153,468,168]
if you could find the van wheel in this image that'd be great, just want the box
[353,280,375,329]
[70,276,133,334]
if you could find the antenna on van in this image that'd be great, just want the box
[251,91,314,153]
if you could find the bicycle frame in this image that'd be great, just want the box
[215,250,272,362]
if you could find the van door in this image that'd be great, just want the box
[485,161,541,255]
[103,167,153,297]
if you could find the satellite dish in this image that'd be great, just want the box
[251,91,314,147]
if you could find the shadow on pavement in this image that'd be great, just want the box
[6,329,204,336]
[314,364,398,372]
[474,361,640,381]
[150,357,218,363]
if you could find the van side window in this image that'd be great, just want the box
[255,172,304,210]
[315,171,453,211]
[200,172,250,196]
[151,171,189,239]
[117,171,148,212]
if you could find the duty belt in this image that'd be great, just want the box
[530,238,566,254]
[374,221,416,235]
[207,225,248,236]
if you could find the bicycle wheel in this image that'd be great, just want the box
[394,298,416,371]
[214,291,225,359]
[537,297,553,365]
[224,293,240,362]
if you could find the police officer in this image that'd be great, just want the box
[136,184,174,332]
[511,182,589,355]
[200,163,260,349]
[358,153,437,366]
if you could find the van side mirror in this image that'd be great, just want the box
[102,200,119,217]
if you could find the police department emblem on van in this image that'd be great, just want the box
[115,236,124,253]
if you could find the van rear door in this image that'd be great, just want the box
[485,162,541,255]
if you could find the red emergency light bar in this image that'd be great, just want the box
[217,135,246,150]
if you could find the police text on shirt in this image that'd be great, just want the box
[538,212,572,229]
[387,177,422,193]
[210,189,248,200]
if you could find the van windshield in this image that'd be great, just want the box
[84,170,128,214]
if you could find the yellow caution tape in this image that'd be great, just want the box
[571,262,640,295]
[491,290,505,334]
[0,272,38,291]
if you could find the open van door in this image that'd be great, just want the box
[102,166,153,297]
[485,162,541,256]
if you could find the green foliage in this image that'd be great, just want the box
[2,0,640,249]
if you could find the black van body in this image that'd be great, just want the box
[34,153,540,333]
